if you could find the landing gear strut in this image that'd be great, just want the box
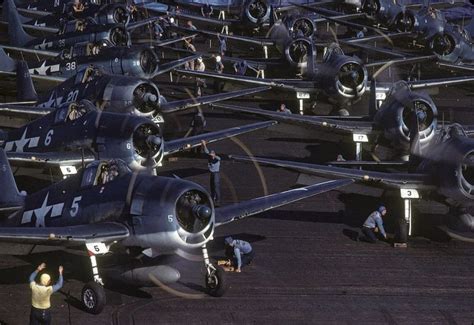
[202,243,228,297]
[394,189,420,247]
[82,245,107,314]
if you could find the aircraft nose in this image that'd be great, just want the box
[144,93,158,103]
[193,205,212,221]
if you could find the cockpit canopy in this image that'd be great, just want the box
[81,159,131,188]
[54,100,95,123]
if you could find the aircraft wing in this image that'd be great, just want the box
[1,45,59,59]
[0,20,59,34]
[134,34,197,47]
[164,120,276,155]
[152,53,200,77]
[291,3,386,34]
[0,104,52,119]
[6,151,96,168]
[127,17,162,31]
[405,1,466,11]
[0,222,130,245]
[160,86,271,113]
[171,26,275,47]
[214,179,353,226]
[211,103,375,135]
[438,62,474,72]
[0,70,65,86]
[230,155,433,190]
[139,6,238,26]
[138,4,235,26]
[366,55,438,68]
[175,69,304,91]
[406,76,474,90]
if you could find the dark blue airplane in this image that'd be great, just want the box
[0,148,351,313]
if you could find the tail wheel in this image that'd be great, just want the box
[205,265,228,297]
[82,281,106,314]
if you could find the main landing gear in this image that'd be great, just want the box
[81,244,107,314]
[202,243,228,297]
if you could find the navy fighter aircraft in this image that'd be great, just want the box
[0,63,268,126]
[1,0,157,51]
[177,42,368,113]
[9,2,132,28]
[0,148,351,313]
[231,122,474,243]
[143,0,327,36]
[0,99,276,173]
[0,43,199,80]
[297,1,474,65]
[211,77,474,159]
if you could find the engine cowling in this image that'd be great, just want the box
[429,25,469,64]
[131,122,164,169]
[119,48,159,78]
[108,26,130,46]
[284,38,312,67]
[244,0,271,25]
[123,176,215,251]
[427,126,474,206]
[101,79,160,116]
[374,82,437,156]
[335,61,367,99]
[284,15,316,38]
[361,0,380,17]
[393,10,415,32]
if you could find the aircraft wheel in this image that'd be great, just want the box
[82,281,106,314]
[205,265,228,297]
[337,108,350,116]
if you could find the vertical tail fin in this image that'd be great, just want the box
[16,61,38,101]
[4,0,35,47]
[0,47,16,72]
[0,149,25,210]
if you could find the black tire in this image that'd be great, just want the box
[81,281,106,314]
[205,265,228,297]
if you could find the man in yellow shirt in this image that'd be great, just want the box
[29,263,64,325]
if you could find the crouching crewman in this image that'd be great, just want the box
[224,237,255,272]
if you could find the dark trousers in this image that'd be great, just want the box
[210,172,220,203]
[361,226,377,243]
[234,250,255,268]
[30,307,51,325]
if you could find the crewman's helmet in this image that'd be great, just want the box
[40,273,51,286]
[225,236,233,245]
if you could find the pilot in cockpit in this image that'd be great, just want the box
[67,104,86,121]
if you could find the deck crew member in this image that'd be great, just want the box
[29,263,64,325]
[225,237,255,272]
[360,206,388,243]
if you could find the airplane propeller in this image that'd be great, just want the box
[431,33,456,56]
[132,123,163,169]
[337,62,365,98]
[176,191,213,233]
[361,0,380,16]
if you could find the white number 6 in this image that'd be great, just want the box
[44,129,54,146]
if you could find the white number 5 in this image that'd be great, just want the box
[70,196,82,217]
